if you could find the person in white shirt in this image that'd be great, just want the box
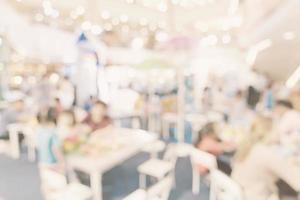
[273,100,300,147]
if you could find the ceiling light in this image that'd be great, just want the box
[131,37,144,49]
[222,34,231,44]
[158,2,168,12]
[101,11,111,19]
[81,21,92,30]
[286,65,300,88]
[155,31,168,42]
[283,32,295,40]
[120,15,128,23]
[91,25,103,35]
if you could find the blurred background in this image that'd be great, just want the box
[0,0,300,200]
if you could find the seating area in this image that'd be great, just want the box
[1,0,300,200]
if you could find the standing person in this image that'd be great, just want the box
[36,107,64,171]
[84,100,112,132]
[201,87,213,112]
[272,100,300,147]
[264,82,274,111]
[57,76,75,110]
[232,116,300,200]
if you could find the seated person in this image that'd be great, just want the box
[195,122,235,156]
[36,107,64,172]
[232,115,300,200]
[84,100,112,132]
[194,122,235,174]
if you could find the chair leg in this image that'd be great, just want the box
[139,173,146,189]
[192,168,200,195]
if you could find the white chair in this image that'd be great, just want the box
[138,144,177,188]
[123,175,173,200]
[39,167,92,200]
[210,169,244,200]
[8,123,23,159]
[141,140,166,158]
[190,148,218,195]
[161,113,177,139]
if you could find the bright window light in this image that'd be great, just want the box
[286,65,300,88]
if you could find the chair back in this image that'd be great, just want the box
[147,175,173,200]
[163,144,178,165]
[190,148,217,170]
[210,169,244,200]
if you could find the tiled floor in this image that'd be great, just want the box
[0,151,209,200]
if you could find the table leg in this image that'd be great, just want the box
[139,173,146,189]
[90,172,102,200]
[9,130,20,159]
[162,121,169,140]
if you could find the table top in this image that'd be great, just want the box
[67,128,158,174]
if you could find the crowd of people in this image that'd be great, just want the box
[195,95,300,199]
[0,70,300,200]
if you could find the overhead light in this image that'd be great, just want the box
[101,11,111,19]
[222,34,231,44]
[158,2,168,12]
[283,32,295,40]
[131,37,144,49]
[155,31,168,42]
[120,15,128,23]
[286,65,300,88]
[91,25,103,35]
[81,21,92,30]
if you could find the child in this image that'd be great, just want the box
[36,107,64,171]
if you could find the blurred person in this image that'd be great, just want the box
[0,99,25,140]
[33,74,56,110]
[57,110,77,139]
[84,100,112,132]
[247,85,261,110]
[54,98,63,118]
[273,100,300,147]
[36,107,64,171]
[232,115,300,200]
[229,90,248,125]
[83,95,98,112]
[194,122,236,174]
[57,76,75,110]
[264,82,274,111]
[201,87,213,112]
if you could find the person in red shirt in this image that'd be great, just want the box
[84,100,112,132]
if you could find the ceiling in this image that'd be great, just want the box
[2,0,300,81]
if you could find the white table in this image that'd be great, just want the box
[111,112,143,129]
[67,128,158,200]
[8,123,36,161]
